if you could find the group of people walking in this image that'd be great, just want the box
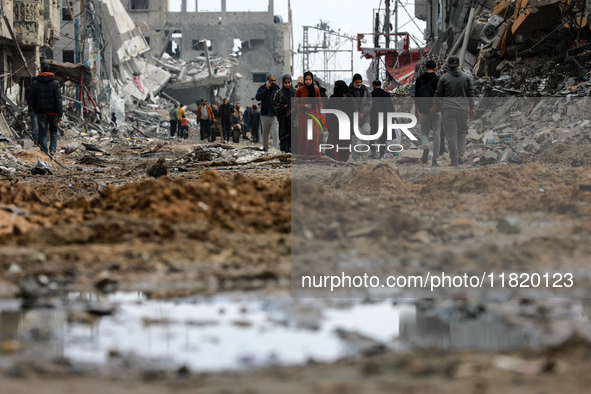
[165,56,474,165]
[169,99,262,144]
[416,55,475,167]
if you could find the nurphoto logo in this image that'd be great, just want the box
[305,108,418,154]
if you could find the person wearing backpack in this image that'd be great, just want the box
[415,60,440,167]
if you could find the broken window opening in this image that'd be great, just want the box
[243,39,265,52]
[193,40,212,51]
[130,0,149,10]
[62,1,73,21]
[253,73,267,83]
[165,30,182,59]
[231,38,242,57]
[63,50,74,63]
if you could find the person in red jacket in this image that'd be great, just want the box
[295,71,323,156]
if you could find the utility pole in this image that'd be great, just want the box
[385,0,390,49]
[384,0,391,81]
[288,0,294,75]
[300,24,354,88]
[374,11,380,78]
[302,26,309,73]
[394,0,398,41]
[75,18,81,115]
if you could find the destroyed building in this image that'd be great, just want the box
[0,0,60,99]
[415,0,591,91]
[414,0,496,69]
[53,0,171,108]
[123,0,292,107]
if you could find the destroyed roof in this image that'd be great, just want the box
[45,59,93,87]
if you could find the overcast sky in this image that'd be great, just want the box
[169,0,425,82]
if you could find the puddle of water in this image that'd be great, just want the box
[3,293,414,372]
[3,294,590,373]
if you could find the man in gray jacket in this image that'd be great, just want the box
[431,56,475,166]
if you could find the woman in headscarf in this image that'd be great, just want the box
[273,74,296,153]
[325,80,354,162]
[295,71,323,156]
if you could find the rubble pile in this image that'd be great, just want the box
[156,53,238,108]
[463,97,591,166]
[0,148,33,176]
[181,145,277,166]
[156,53,237,85]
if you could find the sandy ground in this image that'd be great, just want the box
[2,133,591,392]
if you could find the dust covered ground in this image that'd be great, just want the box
[2,137,591,392]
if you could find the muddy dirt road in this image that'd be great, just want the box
[2,135,591,393]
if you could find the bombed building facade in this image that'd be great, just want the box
[124,0,292,107]
[0,0,60,95]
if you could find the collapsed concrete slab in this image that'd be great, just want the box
[95,0,172,103]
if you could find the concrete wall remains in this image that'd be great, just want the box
[0,1,60,96]
[125,0,291,106]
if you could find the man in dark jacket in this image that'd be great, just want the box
[255,75,280,151]
[249,104,261,143]
[348,73,372,160]
[219,99,234,142]
[370,80,393,159]
[243,105,251,138]
[25,77,38,144]
[30,63,63,155]
[431,56,475,166]
[415,59,441,166]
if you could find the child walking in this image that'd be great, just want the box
[180,114,189,140]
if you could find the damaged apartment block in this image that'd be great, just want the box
[123,0,292,108]
[0,1,60,103]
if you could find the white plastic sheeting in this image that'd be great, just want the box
[109,92,125,127]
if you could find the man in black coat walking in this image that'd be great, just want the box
[415,59,441,166]
[255,75,280,151]
[370,80,393,159]
[219,99,234,142]
[30,63,63,154]
[249,104,261,143]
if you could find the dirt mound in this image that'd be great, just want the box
[0,171,290,245]
[487,186,589,214]
[536,142,591,166]
[0,182,45,205]
[83,171,290,233]
[419,163,561,194]
[326,163,409,192]
[292,179,419,240]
